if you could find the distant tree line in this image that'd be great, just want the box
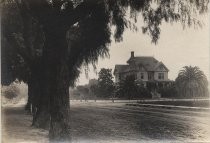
[73,68,115,101]
[73,66,209,100]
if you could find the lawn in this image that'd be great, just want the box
[137,99,210,108]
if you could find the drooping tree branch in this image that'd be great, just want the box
[3,34,33,66]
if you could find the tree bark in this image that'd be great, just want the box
[27,65,50,129]
[43,31,71,142]
[48,62,71,142]
[31,81,50,129]
[25,81,33,113]
[32,104,50,129]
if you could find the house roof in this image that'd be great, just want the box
[127,56,160,71]
[114,56,169,73]
[154,61,169,71]
[114,65,129,74]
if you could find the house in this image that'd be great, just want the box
[114,51,172,87]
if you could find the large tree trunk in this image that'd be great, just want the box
[28,65,50,129]
[25,77,39,115]
[43,31,71,142]
[31,81,50,129]
[25,81,33,113]
[48,62,71,141]
[32,103,50,129]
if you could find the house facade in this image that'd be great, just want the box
[114,51,171,87]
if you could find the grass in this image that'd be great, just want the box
[137,100,210,108]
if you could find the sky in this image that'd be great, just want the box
[76,14,210,86]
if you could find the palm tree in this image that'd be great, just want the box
[175,66,209,97]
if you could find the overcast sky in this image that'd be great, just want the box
[77,14,209,86]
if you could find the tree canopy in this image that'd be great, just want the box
[97,68,115,98]
[2,0,208,85]
[116,75,138,99]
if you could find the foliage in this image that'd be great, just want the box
[2,83,20,99]
[136,86,152,98]
[1,1,44,85]
[89,84,100,99]
[69,88,80,99]
[116,76,154,99]
[116,75,138,99]
[97,68,115,98]
[158,83,178,98]
[146,82,157,91]
[175,66,209,97]
[77,85,89,99]
[2,0,209,86]
[77,86,89,93]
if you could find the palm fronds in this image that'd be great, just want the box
[175,66,209,97]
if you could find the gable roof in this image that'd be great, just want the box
[114,65,129,74]
[154,61,169,71]
[127,56,159,71]
[115,56,169,73]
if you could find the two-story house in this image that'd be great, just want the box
[114,51,172,87]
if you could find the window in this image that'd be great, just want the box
[148,72,152,80]
[158,73,164,80]
[139,65,144,71]
[131,74,137,79]
[140,73,144,79]
[119,74,122,80]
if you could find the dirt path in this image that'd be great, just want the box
[2,103,48,143]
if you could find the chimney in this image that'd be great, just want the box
[131,51,134,58]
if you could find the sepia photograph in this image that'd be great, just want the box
[1,0,210,143]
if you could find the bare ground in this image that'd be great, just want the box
[2,103,49,143]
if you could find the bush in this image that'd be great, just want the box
[136,86,152,99]
[158,85,178,98]
[115,80,152,99]
[2,84,20,99]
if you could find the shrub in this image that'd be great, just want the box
[158,85,178,98]
[2,84,20,99]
